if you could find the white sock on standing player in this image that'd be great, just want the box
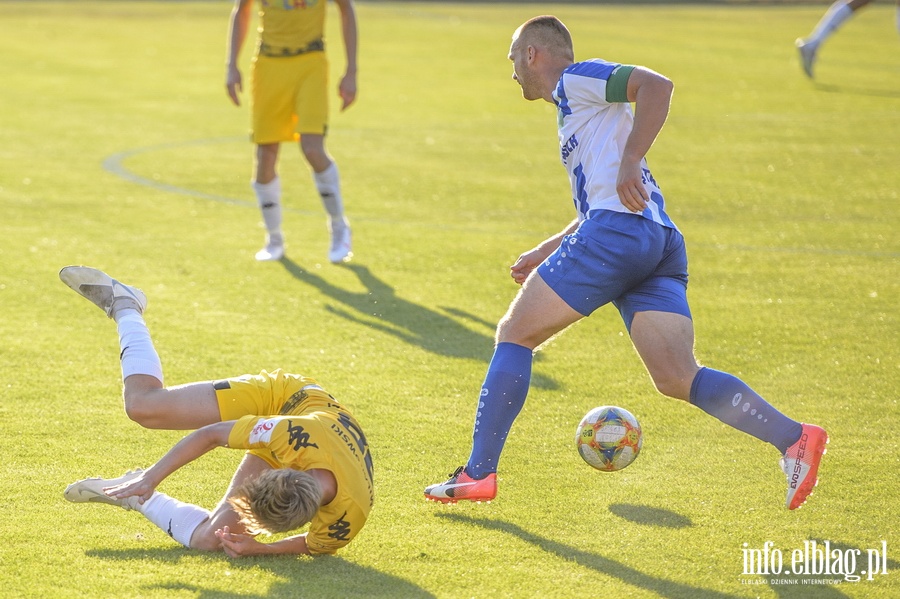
[314,163,348,235]
[253,176,284,246]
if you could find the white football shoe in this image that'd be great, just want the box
[328,225,353,264]
[795,38,818,79]
[64,469,145,511]
[59,266,147,318]
[255,237,285,261]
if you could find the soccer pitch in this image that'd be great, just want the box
[1,1,898,597]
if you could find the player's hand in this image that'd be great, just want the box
[216,526,267,558]
[226,65,243,107]
[338,72,357,111]
[616,158,648,213]
[104,474,157,505]
[510,248,546,285]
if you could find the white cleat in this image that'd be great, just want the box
[255,241,285,262]
[64,469,145,511]
[795,38,817,79]
[329,226,353,264]
[59,266,147,318]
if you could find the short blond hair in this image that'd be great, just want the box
[229,469,323,535]
[516,15,574,61]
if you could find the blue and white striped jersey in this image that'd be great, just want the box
[553,59,677,230]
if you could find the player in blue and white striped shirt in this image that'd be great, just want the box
[425,15,827,511]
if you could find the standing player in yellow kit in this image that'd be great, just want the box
[226,0,358,263]
[60,266,374,556]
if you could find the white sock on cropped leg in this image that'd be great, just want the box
[114,309,163,385]
[137,492,211,548]
[807,2,854,45]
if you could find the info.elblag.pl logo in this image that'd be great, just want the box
[741,540,889,584]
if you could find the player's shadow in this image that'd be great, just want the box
[435,513,740,599]
[814,82,900,99]
[608,503,693,529]
[86,547,435,598]
[280,259,558,390]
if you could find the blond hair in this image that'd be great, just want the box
[229,469,323,535]
[516,15,574,61]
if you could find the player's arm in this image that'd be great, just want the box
[104,421,235,503]
[510,218,579,285]
[614,66,673,213]
[215,527,313,557]
[333,0,359,110]
[225,0,254,106]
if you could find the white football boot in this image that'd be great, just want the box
[255,235,285,261]
[64,469,145,511]
[328,224,353,264]
[795,38,818,79]
[59,266,146,318]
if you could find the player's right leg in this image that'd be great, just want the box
[253,143,285,261]
[424,273,583,503]
[59,266,222,430]
[251,54,299,262]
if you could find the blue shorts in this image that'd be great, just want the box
[537,211,690,331]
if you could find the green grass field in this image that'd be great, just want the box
[1,1,898,597]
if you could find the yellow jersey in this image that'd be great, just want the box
[257,0,327,57]
[227,397,374,555]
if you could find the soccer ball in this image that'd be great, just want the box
[575,406,643,472]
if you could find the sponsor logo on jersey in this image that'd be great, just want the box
[249,418,280,445]
[561,134,578,165]
[327,512,352,541]
[287,420,319,450]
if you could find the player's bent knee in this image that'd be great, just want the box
[650,375,692,402]
[122,397,167,429]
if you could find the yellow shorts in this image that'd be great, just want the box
[214,369,338,420]
[250,52,329,143]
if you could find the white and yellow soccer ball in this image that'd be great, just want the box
[575,406,643,472]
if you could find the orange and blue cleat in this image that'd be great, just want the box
[781,423,829,510]
[424,466,497,504]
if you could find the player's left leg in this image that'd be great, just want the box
[301,134,352,264]
[295,52,351,263]
[795,0,873,77]
[629,310,827,509]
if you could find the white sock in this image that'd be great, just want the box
[252,177,283,245]
[138,492,210,548]
[808,2,854,45]
[313,163,347,234]
[114,310,163,385]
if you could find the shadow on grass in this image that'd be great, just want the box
[279,259,558,390]
[814,82,900,99]
[86,547,434,599]
[436,513,740,598]
[608,503,694,529]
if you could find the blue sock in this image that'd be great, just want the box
[689,367,802,454]
[465,342,533,479]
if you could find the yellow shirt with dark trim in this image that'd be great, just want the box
[228,406,375,555]
[256,0,327,56]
